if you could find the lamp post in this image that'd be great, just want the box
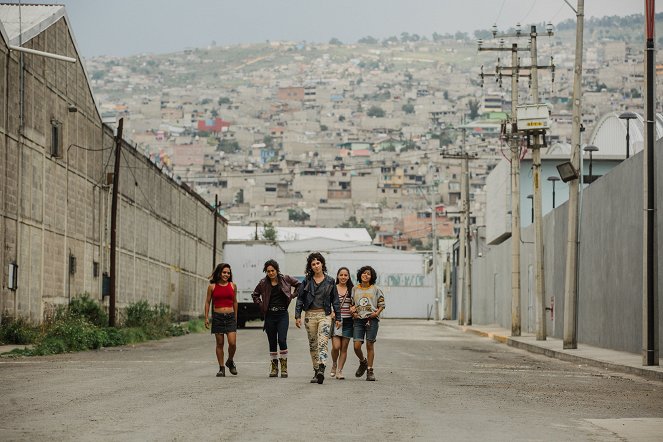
[547,176,560,208]
[583,145,599,184]
[618,111,638,159]
[526,194,534,223]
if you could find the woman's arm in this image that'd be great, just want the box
[204,284,213,329]
[251,280,263,305]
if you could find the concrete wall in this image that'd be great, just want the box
[471,140,663,354]
[0,16,225,323]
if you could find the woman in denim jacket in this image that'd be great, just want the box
[252,259,301,378]
[295,252,341,384]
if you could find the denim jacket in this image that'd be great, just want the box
[252,274,301,317]
[294,274,341,320]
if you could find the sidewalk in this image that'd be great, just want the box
[439,320,663,382]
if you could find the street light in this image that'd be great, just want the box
[526,194,533,223]
[547,176,560,208]
[618,111,638,159]
[583,145,599,184]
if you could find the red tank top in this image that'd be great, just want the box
[212,283,235,308]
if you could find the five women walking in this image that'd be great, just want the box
[205,253,385,383]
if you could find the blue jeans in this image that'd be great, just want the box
[353,317,379,342]
[264,310,288,352]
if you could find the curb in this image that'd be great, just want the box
[439,321,663,383]
[506,339,663,382]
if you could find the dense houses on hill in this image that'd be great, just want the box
[85,21,658,250]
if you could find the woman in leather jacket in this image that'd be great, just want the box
[252,259,301,378]
[295,252,341,384]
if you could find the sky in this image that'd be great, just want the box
[8,0,662,57]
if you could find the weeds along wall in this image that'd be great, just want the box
[0,13,225,323]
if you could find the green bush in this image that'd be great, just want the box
[34,316,106,354]
[1,300,190,357]
[124,300,153,327]
[0,315,39,345]
[69,294,108,327]
[187,319,206,333]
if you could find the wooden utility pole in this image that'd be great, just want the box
[109,118,123,327]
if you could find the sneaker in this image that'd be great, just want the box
[316,364,325,384]
[216,366,225,377]
[355,358,368,378]
[330,364,337,378]
[225,359,238,376]
[366,368,376,381]
[336,370,344,380]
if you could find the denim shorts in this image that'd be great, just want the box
[353,317,379,342]
[333,317,353,339]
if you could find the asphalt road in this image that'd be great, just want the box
[1,319,662,441]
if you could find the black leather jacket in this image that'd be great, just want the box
[294,275,341,320]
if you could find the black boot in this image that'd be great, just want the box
[310,367,318,383]
[316,363,325,384]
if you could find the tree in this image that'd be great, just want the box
[329,37,343,45]
[367,106,385,118]
[261,223,277,241]
[217,139,240,153]
[402,103,415,114]
[218,97,231,105]
[263,135,274,147]
[468,99,481,120]
[339,216,376,239]
[358,36,378,44]
[288,208,310,223]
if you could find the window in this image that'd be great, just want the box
[51,119,62,157]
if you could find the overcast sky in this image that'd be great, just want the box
[12,0,661,57]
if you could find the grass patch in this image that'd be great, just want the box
[1,298,204,357]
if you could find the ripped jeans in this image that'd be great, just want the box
[304,310,332,369]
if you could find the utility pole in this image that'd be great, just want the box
[109,118,123,327]
[563,0,584,349]
[530,25,547,341]
[480,23,555,337]
[643,0,659,366]
[462,127,472,325]
[479,39,526,336]
[444,253,452,319]
[442,128,477,326]
[431,184,440,321]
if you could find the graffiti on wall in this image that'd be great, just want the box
[377,274,428,287]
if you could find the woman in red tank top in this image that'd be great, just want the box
[204,263,238,377]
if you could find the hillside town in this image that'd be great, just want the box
[84,15,658,250]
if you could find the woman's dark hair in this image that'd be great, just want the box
[336,267,354,292]
[209,263,233,283]
[356,265,377,285]
[305,252,327,278]
[263,259,280,274]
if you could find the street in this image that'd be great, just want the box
[1,319,662,441]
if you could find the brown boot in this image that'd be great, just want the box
[279,358,288,378]
[269,359,279,377]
